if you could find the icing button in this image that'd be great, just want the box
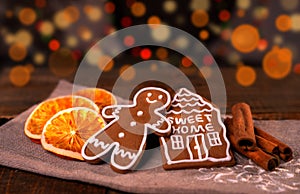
[130,121,137,127]
[137,111,143,116]
[118,132,125,138]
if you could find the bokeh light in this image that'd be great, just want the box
[15,29,33,47]
[156,47,168,60]
[49,48,77,77]
[98,55,114,72]
[104,2,115,14]
[123,35,135,47]
[231,24,260,53]
[163,0,177,14]
[199,30,209,40]
[236,65,256,87]
[191,10,209,27]
[140,48,152,60]
[38,21,55,36]
[237,0,251,10]
[257,39,268,51]
[9,42,27,62]
[64,6,80,23]
[219,10,231,22]
[252,6,269,20]
[120,65,136,81]
[151,25,171,43]
[290,14,300,32]
[203,55,214,66]
[181,56,193,67]
[148,16,161,26]
[66,35,79,48]
[78,26,93,41]
[84,5,102,22]
[190,0,210,11]
[54,10,72,30]
[48,39,60,51]
[293,63,300,74]
[199,66,212,79]
[9,65,31,87]
[280,0,299,11]
[18,7,37,26]
[263,47,292,79]
[33,52,45,65]
[276,14,292,32]
[131,2,146,17]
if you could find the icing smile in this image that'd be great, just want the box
[146,97,157,104]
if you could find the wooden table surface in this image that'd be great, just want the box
[1,65,300,193]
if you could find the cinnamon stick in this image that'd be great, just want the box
[254,126,293,161]
[255,135,280,155]
[227,103,256,151]
[237,147,279,171]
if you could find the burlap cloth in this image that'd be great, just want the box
[0,80,299,193]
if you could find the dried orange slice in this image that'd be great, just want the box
[41,107,105,160]
[24,95,99,141]
[75,88,117,113]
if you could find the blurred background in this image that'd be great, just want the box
[1,0,300,88]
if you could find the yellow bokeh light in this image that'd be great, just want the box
[199,66,212,79]
[252,6,269,20]
[54,10,72,29]
[9,65,31,87]
[263,47,292,79]
[49,48,77,77]
[237,0,251,10]
[66,35,78,48]
[151,25,171,43]
[131,2,146,17]
[236,66,256,87]
[231,24,260,53]
[276,14,292,32]
[39,21,55,36]
[18,7,37,26]
[64,6,80,23]
[291,14,300,32]
[9,42,27,61]
[120,65,136,81]
[191,10,209,27]
[190,0,210,11]
[98,55,114,72]
[15,29,33,47]
[163,0,177,13]
[34,52,45,65]
[78,26,93,41]
[84,5,102,22]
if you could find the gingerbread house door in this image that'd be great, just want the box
[186,134,208,161]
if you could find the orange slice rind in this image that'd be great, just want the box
[41,107,106,160]
[24,95,99,141]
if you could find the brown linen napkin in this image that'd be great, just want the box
[0,80,299,194]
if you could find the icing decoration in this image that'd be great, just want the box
[82,87,171,173]
[160,88,234,169]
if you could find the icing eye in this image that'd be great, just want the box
[158,95,163,100]
[147,92,152,97]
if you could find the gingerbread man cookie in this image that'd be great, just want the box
[82,87,171,173]
[160,88,235,170]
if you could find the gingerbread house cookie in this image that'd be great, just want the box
[160,88,235,170]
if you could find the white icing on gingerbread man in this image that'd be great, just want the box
[81,87,171,173]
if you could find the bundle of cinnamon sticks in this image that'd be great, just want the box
[225,103,293,171]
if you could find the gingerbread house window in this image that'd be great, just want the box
[207,132,222,146]
[171,135,184,150]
